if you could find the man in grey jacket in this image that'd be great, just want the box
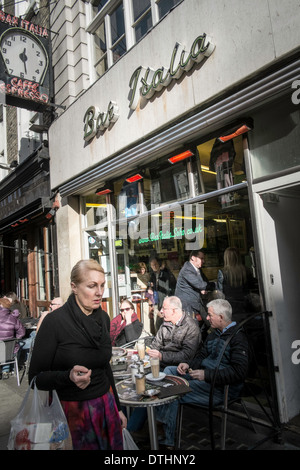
[175,250,215,325]
[148,296,201,368]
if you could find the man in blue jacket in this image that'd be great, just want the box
[156,299,249,449]
[175,250,215,325]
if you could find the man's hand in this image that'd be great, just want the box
[177,363,189,375]
[188,369,205,381]
[148,349,162,360]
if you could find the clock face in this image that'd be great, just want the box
[0,28,48,84]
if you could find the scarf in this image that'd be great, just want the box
[110,312,138,346]
[65,293,107,350]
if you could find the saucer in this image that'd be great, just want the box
[146,372,166,381]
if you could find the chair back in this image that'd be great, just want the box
[0,339,17,363]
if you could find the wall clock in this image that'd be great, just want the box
[0,27,49,84]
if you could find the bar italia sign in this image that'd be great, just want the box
[83,34,215,142]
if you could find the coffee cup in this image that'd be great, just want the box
[150,357,160,378]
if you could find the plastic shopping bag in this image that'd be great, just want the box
[8,379,72,450]
[122,428,139,450]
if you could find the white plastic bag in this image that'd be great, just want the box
[122,428,139,450]
[8,379,72,450]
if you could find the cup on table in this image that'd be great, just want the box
[135,373,146,394]
[137,340,145,360]
[150,357,160,378]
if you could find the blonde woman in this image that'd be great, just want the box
[29,259,126,450]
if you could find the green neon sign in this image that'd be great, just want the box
[139,222,203,244]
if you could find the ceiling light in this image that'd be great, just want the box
[168,150,194,164]
[126,174,143,183]
[95,187,112,195]
[218,124,251,143]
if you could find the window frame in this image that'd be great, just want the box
[86,0,183,77]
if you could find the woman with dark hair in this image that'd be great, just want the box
[110,298,143,346]
[217,247,254,318]
[29,259,126,450]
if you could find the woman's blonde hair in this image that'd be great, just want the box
[71,259,104,285]
[223,247,247,287]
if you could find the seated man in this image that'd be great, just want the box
[156,299,249,449]
[148,296,201,368]
[127,296,201,435]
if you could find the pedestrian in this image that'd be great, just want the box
[29,259,127,450]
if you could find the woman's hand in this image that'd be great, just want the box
[119,410,127,429]
[69,365,92,389]
[124,310,132,325]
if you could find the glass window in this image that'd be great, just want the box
[95,0,109,12]
[197,134,247,206]
[132,0,152,42]
[110,2,126,63]
[249,97,300,179]
[84,194,109,227]
[94,22,108,78]
[156,0,182,19]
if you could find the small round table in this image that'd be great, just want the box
[116,379,179,450]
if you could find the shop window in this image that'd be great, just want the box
[197,134,247,197]
[85,194,108,226]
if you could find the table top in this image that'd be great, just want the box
[111,348,151,380]
[116,375,190,408]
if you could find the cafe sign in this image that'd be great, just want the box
[83,33,215,141]
[129,34,215,110]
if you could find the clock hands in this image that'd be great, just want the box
[19,48,28,74]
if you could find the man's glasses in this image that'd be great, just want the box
[120,307,132,312]
[148,304,154,307]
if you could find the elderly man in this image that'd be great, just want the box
[127,296,201,436]
[175,250,215,326]
[148,296,201,368]
[36,297,63,332]
[156,299,249,449]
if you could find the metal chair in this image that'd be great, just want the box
[0,339,21,386]
[19,336,35,384]
[176,311,282,450]
[122,333,154,349]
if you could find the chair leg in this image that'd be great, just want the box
[14,358,20,386]
[175,404,183,449]
[240,399,258,434]
[221,385,229,450]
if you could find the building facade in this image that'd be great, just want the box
[0,0,58,314]
[48,0,299,424]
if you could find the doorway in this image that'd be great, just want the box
[253,180,300,422]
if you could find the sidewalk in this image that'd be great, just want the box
[1,373,299,451]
